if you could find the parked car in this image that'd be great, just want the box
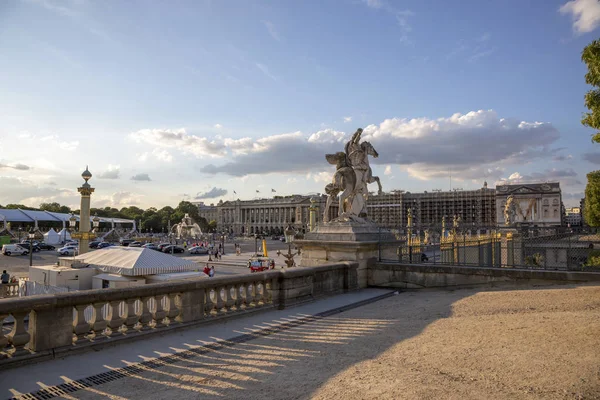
[189,246,209,255]
[279,236,286,242]
[2,244,29,256]
[89,241,101,249]
[97,242,114,249]
[142,243,160,251]
[57,245,78,256]
[271,235,279,240]
[65,241,78,247]
[37,242,56,251]
[120,239,135,247]
[17,243,40,252]
[129,241,143,247]
[162,245,185,254]
[157,243,171,251]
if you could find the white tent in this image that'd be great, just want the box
[72,246,198,276]
[57,228,71,242]
[43,228,61,245]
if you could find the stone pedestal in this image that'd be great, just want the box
[500,228,523,267]
[295,221,393,288]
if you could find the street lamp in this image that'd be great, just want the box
[17,227,22,242]
[221,231,226,255]
[168,233,174,255]
[28,227,35,267]
[254,233,259,256]
[282,224,300,268]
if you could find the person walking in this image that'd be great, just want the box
[1,270,10,284]
[209,266,215,278]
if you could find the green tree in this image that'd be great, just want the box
[584,170,600,226]
[207,220,217,232]
[5,203,36,210]
[582,39,600,143]
[39,202,71,214]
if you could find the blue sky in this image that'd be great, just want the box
[0,0,599,209]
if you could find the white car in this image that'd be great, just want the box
[1,244,29,256]
[57,245,78,256]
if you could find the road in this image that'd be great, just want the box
[0,238,299,278]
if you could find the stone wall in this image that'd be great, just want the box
[369,262,600,289]
[0,262,358,369]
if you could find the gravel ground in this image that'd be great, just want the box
[62,284,600,400]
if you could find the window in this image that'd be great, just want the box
[552,199,559,205]
[553,209,558,217]
[543,210,548,217]
[543,199,549,206]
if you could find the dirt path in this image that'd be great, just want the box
[64,284,600,399]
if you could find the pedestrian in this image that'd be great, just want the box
[209,266,215,278]
[1,270,9,284]
[203,265,210,276]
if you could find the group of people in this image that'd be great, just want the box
[203,265,215,278]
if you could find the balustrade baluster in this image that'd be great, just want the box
[215,286,226,314]
[0,314,8,359]
[204,289,215,316]
[152,295,167,328]
[124,298,140,333]
[90,302,108,341]
[73,304,91,343]
[7,311,30,355]
[225,285,235,311]
[107,300,125,337]
[246,283,255,307]
[139,297,153,331]
[254,282,263,304]
[235,284,244,310]
[262,279,271,304]
[166,293,180,324]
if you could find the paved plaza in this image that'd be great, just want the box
[3,284,600,399]
[0,240,298,279]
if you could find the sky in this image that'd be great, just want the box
[1,0,600,210]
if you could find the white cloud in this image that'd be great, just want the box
[137,152,149,162]
[129,128,227,158]
[384,165,392,175]
[307,129,346,143]
[59,140,79,151]
[214,123,223,129]
[262,20,282,42]
[560,0,600,34]
[152,148,172,162]
[307,171,331,184]
[343,116,353,123]
[496,169,581,186]
[97,164,120,179]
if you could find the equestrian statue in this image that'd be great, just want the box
[323,128,382,223]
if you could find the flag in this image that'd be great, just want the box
[233,190,237,194]
[271,188,276,193]
[256,190,260,193]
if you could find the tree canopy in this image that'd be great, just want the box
[581,39,600,143]
[584,171,600,227]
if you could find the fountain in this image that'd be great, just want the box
[171,213,203,240]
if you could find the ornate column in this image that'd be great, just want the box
[77,166,95,255]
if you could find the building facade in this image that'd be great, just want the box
[367,183,496,229]
[193,202,218,223]
[565,207,582,227]
[495,183,562,227]
[212,195,336,236]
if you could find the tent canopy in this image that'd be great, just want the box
[0,208,134,225]
[73,247,198,276]
[43,228,61,244]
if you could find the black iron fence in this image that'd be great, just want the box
[377,227,600,272]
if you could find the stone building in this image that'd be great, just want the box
[367,183,496,229]
[194,202,218,223]
[495,182,562,227]
[212,194,336,236]
[564,207,582,227]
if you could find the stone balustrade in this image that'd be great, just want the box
[0,262,357,368]
[0,283,20,299]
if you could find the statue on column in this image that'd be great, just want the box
[323,128,382,223]
[504,195,518,226]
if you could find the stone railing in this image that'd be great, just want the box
[0,262,357,367]
[0,283,20,299]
